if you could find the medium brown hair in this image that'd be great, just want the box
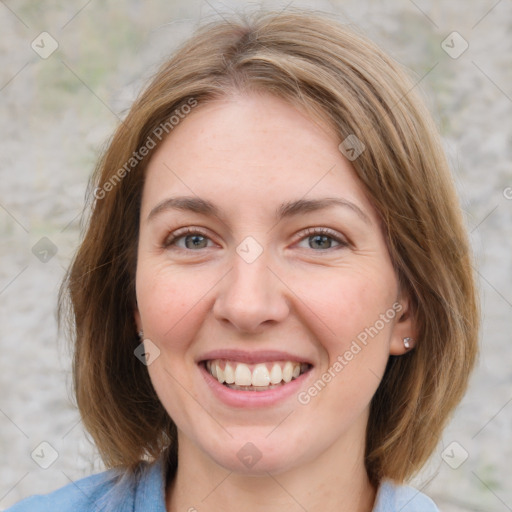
[60,9,479,485]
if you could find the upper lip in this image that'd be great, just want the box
[197,349,314,365]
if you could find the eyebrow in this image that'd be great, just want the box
[147,196,371,225]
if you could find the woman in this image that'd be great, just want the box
[8,9,479,512]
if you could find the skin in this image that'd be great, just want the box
[134,92,416,512]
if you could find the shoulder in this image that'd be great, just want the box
[4,469,129,512]
[373,480,440,512]
[5,459,166,512]
[4,469,118,512]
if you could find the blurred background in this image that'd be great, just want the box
[0,1,511,510]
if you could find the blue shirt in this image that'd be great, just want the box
[6,458,439,511]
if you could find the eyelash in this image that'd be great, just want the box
[162,226,348,252]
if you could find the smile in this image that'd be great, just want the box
[204,359,312,391]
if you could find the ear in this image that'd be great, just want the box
[389,294,418,356]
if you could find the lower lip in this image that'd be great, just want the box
[198,363,312,408]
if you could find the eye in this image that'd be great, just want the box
[162,226,348,252]
[163,228,215,250]
[295,227,348,251]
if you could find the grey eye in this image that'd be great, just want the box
[308,234,336,250]
[183,234,209,249]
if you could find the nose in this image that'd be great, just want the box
[212,251,290,333]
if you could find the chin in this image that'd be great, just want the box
[202,434,307,476]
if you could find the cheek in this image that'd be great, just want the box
[135,262,204,352]
[312,268,397,404]
[292,264,397,353]
[135,263,208,423]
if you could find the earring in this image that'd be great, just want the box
[138,330,144,340]
[403,337,412,349]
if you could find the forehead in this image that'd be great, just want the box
[141,93,377,223]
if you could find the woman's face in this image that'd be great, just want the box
[135,92,414,475]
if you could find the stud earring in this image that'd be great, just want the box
[403,337,412,349]
[138,330,144,340]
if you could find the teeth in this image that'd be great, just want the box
[252,364,270,386]
[269,363,282,384]
[282,361,293,383]
[216,363,225,384]
[205,359,308,389]
[224,362,235,384]
[234,363,252,386]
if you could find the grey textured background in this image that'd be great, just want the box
[1,1,511,510]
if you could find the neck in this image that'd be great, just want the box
[166,430,376,512]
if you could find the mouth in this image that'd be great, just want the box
[200,359,313,392]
